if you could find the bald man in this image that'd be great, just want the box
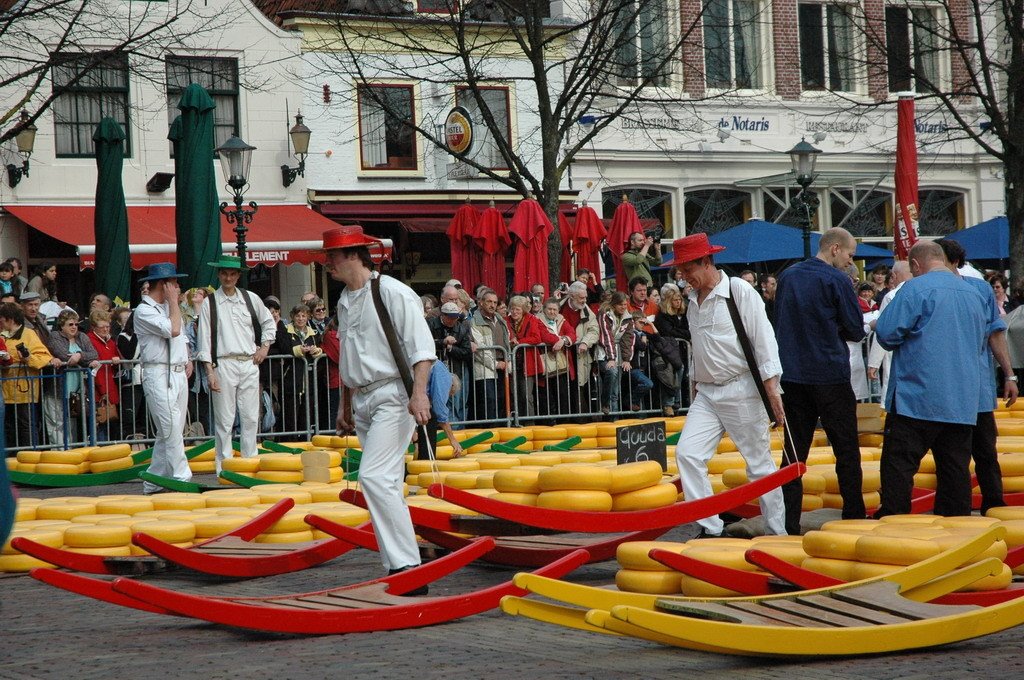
[873,241,990,517]
[775,227,866,533]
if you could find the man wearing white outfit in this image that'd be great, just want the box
[867,261,911,399]
[670,234,787,537]
[326,226,436,592]
[196,255,277,473]
[134,262,193,495]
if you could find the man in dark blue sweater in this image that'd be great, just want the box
[775,227,866,534]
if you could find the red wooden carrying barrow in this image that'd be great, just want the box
[13,499,368,578]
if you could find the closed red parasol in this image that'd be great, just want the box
[572,204,607,278]
[607,197,642,290]
[509,199,553,297]
[471,204,511,297]
[557,212,574,284]
[447,203,481,292]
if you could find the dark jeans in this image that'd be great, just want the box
[973,411,1004,515]
[876,411,973,517]
[416,417,439,461]
[781,381,865,534]
[5,401,39,450]
[473,376,505,422]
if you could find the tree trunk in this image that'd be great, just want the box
[542,162,563,293]
[1006,156,1024,285]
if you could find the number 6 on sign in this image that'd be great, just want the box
[615,422,667,470]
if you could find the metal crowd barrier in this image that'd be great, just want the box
[0,366,95,451]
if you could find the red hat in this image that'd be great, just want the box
[320,225,381,252]
[666,233,726,267]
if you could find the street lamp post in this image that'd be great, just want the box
[216,135,258,269]
[787,138,822,259]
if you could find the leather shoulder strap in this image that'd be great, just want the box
[724,277,777,427]
[209,293,218,367]
[370,275,414,398]
[239,288,262,346]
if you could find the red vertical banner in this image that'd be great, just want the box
[893,97,920,260]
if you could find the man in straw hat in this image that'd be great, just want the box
[669,233,786,537]
[196,255,277,474]
[323,225,436,589]
[134,262,192,494]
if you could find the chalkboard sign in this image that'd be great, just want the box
[615,422,667,470]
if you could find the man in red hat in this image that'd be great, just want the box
[323,226,436,590]
[669,234,786,537]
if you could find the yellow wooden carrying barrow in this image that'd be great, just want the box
[501,527,1024,657]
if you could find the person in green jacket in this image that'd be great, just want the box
[621,231,661,287]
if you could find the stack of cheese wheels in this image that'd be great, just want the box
[536,463,613,511]
[15,444,135,476]
[188,444,217,474]
[799,516,1014,590]
[912,454,976,490]
[496,427,532,450]
[806,461,881,511]
[300,449,345,484]
[87,444,135,473]
[994,452,1024,493]
[608,461,677,511]
[615,540,691,594]
[719,467,826,512]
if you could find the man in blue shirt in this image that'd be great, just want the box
[415,360,464,460]
[937,239,1018,514]
[874,241,990,516]
[775,227,866,534]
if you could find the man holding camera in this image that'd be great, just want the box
[621,231,661,287]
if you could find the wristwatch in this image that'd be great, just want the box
[1007,375,1018,382]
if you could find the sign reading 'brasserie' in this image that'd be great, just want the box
[616,422,667,470]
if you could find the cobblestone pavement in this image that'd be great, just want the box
[4,478,1024,680]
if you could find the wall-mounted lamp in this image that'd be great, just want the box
[281,111,311,188]
[6,110,37,188]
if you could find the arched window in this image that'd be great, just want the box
[830,189,891,237]
[683,188,751,234]
[917,189,963,236]
[602,188,674,235]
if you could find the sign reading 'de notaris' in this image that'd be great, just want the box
[616,422,667,470]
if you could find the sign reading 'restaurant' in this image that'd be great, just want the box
[445,106,474,156]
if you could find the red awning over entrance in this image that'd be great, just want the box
[4,204,390,269]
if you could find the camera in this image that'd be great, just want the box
[644,225,665,242]
[17,344,29,360]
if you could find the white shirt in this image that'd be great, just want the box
[195,288,276,363]
[687,271,782,385]
[867,280,905,370]
[336,272,436,389]
[959,263,985,280]
[134,295,189,365]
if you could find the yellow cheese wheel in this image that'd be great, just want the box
[35,501,96,520]
[611,483,677,512]
[16,450,42,463]
[66,545,133,556]
[873,525,949,540]
[406,460,440,475]
[130,520,196,543]
[536,490,613,512]
[708,455,746,475]
[300,449,344,468]
[88,457,134,474]
[987,506,1024,521]
[88,444,132,462]
[496,427,530,442]
[14,519,70,531]
[304,485,349,503]
[63,524,132,548]
[801,473,827,495]
[931,534,1008,563]
[493,468,543,494]
[147,494,207,512]
[35,463,81,475]
[854,535,942,565]
[489,492,538,506]
[190,447,217,461]
[255,530,315,543]
[557,452,603,464]
[256,453,304,472]
[998,520,1024,547]
[913,472,938,489]
[256,489,312,504]
[70,513,132,524]
[850,561,903,580]
[473,456,522,470]
[569,438,600,449]
[202,493,261,508]
[538,465,612,492]
[802,530,862,560]
[564,424,599,438]
[532,427,569,442]
[935,516,1001,529]
[679,574,747,597]
[1001,476,1024,492]
[615,568,682,594]
[608,461,664,495]
[223,457,261,472]
[254,470,305,483]
[17,463,36,473]
[0,553,59,571]
[597,437,618,448]
[303,467,344,484]
[435,459,482,472]
[878,514,939,525]
[475,474,496,490]
[802,496,824,512]
[616,541,691,571]
[748,540,807,566]
[440,473,478,490]
[263,511,313,534]
[95,498,154,515]
[684,545,762,572]
[801,556,858,581]
[189,460,216,473]
[14,504,36,522]
[39,449,89,465]
[520,453,562,466]
[191,515,250,538]
[595,423,619,438]
[303,505,370,527]
[959,563,1014,591]
[3,529,64,555]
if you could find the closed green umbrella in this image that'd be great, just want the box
[169,83,221,289]
[92,118,131,303]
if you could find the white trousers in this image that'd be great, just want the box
[675,373,786,535]
[211,358,260,473]
[142,370,190,493]
[352,379,420,571]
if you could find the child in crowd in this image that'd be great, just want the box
[627,310,655,411]
[0,262,15,297]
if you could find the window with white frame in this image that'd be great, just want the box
[799,3,858,92]
[357,84,417,171]
[52,53,131,158]
[608,0,672,87]
[166,57,240,154]
[702,0,765,89]
[455,86,511,170]
[885,5,942,93]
